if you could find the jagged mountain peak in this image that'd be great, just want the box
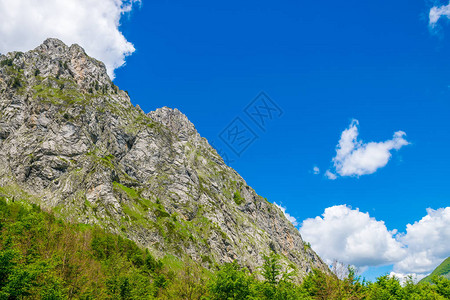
[0,39,328,280]
[149,106,199,142]
[36,38,69,54]
[1,38,112,94]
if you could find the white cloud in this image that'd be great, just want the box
[313,166,320,175]
[274,202,298,227]
[0,0,140,79]
[325,170,337,180]
[326,120,409,178]
[429,3,450,27]
[299,205,406,268]
[299,205,450,278]
[394,207,450,274]
[389,272,427,285]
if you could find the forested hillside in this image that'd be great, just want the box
[1,198,449,299]
[421,257,450,284]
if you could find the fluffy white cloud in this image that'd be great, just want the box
[389,272,427,285]
[299,205,450,278]
[326,120,409,179]
[313,166,320,175]
[299,205,406,268]
[394,207,450,274]
[0,0,140,79]
[274,202,298,227]
[325,170,337,180]
[429,3,450,27]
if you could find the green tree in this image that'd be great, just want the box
[261,252,282,285]
[302,269,335,300]
[0,248,19,289]
[432,275,450,299]
[209,261,254,300]
[258,252,304,300]
[367,275,404,300]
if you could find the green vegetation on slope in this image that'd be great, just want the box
[0,196,182,299]
[1,197,450,299]
[421,257,450,284]
[233,191,244,206]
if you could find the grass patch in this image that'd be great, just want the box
[113,181,139,200]
[233,190,245,205]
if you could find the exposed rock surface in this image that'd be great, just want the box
[0,38,328,279]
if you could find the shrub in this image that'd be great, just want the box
[233,190,244,205]
[208,261,255,300]
[0,58,13,67]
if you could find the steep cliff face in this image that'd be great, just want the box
[0,38,328,278]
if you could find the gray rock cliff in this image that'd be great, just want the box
[0,38,328,279]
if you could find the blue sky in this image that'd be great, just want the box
[1,0,450,282]
[111,0,450,280]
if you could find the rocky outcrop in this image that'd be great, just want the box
[0,38,328,279]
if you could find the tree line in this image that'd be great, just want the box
[0,197,449,299]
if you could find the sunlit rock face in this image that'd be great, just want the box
[0,38,328,280]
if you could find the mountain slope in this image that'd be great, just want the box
[0,38,327,279]
[420,257,450,284]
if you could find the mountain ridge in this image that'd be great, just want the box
[0,38,328,279]
[420,257,450,284]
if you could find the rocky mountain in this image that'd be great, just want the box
[0,38,328,279]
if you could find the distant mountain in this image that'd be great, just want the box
[420,257,450,283]
[0,38,328,280]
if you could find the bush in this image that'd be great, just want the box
[208,261,255,300]
[0,58,13,67]
[233,191,244,205]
